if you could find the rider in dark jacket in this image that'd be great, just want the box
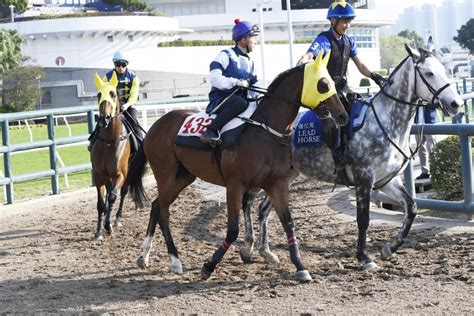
[296,1,388,166]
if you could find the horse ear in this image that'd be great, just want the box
[405,44,421,61]
[322,50,331,67]
[109,71,118,87]
[94,73,103,90]
[313,50,324,69]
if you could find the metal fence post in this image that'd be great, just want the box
[87,110,95,134]
[47,114,59,195]
[404,160,416,199]
[460,132,473,217]
[463,78,469,123]
[2,120,14,204]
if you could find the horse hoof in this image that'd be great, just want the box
[169,256,183,275]
[380,244,392,260]
[363,261,379,270]
[92,234,103,241]
[201,264,212,280]
[114,218,123,228]
[137,255,148,269]
[239,249,253,263]
[104,227,112,236]
[259,250,280,264]
[295,270,312,282]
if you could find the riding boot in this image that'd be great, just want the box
[88,127,99,152]
[200,95,248,146]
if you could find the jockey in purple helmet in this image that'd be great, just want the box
[200,19,260,145]
[297,2,388,168]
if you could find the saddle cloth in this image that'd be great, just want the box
[293,97,371,149]
[175,101,258,150]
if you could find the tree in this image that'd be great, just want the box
[454,18,474,54]
[0,0,28,19]
[1,66,45,113]
[380,36,410,71]
[103,0,154,12]
[398,29,425,48]
[0,29,23,75]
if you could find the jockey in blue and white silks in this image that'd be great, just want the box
[200,19,260,144]
[296,1,388,168]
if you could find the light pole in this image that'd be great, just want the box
[256,0,271,87]
[286,0,294,67]
[9,5,14,23]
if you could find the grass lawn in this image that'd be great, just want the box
[1,122,92,203]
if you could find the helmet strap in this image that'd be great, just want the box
[332,19,344,38]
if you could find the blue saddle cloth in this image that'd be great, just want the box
[293,97,372,149]
[293,110,324,148]
[349,98,371,139]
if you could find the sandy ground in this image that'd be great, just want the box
[0,177,473,314]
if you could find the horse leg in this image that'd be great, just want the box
[354,171,378,270]
[257,167,299,263]
[239,190,258,263]
[115,184,129,227]
[257,195,280,263]
[137,171,195,274]
[265,180,311,282]
[93,184,106,241]
[201,183,244,279]
[378,178,417,260]
[104,174,125,235]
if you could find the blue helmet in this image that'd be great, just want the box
[112,51,128,64]
[232,19,259,42]
[327,1,356,19]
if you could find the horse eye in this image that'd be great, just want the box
[97,92,101,99]
[317,78,330,94]
[109,91,116,98]
[426,71,434,77]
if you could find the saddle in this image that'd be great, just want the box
[175,101,258,150]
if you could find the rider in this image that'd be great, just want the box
[88,51,143,152]
[296,1,388,166]
[200,19,259,145]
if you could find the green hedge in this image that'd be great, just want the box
[430,136,463,200]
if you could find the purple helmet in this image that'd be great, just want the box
[232,19,260,42]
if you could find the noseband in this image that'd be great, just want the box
[380,55,450,108]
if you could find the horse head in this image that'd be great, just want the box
[94,72,120,128]
[301,50,348,126]
[405,44,463,116]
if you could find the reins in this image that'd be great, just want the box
[365,54,449,189]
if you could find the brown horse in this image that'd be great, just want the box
[91,72,132,241]
[127,52,349,281]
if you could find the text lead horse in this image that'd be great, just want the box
[242,45,462,270]
[127,51,348,281]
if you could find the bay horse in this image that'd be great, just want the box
[91,72,132,241]
[127,51,349,281]
[241,45,463,270]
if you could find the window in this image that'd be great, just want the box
[142,92,148,99]
[107,35,113,42]
[128,35,134,41]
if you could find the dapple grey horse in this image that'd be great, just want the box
[239,45,463,270]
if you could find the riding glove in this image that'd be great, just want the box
[370,72,388,88]
[236,79,249,88]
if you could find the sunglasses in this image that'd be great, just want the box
[114,62,127,67]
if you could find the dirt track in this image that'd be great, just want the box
[0,178,473,314]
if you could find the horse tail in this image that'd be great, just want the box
[127,146,149,208]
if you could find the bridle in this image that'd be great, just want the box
[367,53,451,189]
[379,54,451,108]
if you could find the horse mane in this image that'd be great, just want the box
[267,64,306,93]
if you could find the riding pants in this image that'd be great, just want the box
[208,95,248,131]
